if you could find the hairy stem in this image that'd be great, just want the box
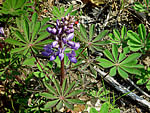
[60,58,65,86]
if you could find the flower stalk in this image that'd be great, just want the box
[42,14,80,85]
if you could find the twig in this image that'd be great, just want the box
[126,78,150,98]
[95,68,150,110]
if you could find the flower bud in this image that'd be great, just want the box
[50,55,56,61]
[67,41,75,47]
[66,33,74,40]
[52,41,58,47]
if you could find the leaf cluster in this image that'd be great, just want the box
[97,45,144,79]
[40,78,84,110]
[5,12,52,55]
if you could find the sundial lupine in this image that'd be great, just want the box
[42,14,80,63]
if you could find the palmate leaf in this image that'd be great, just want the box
[108,26,127,45]
[98,44,143,79]
[92,30,108,42]
[127,24,149,52]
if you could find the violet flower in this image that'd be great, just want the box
[42,14,80,63]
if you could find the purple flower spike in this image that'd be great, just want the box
[66,33,74,40]
[44,15,80,62]
[52,41,58,47]
[50,55,56,61]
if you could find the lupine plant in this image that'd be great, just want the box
[42,14,80,85]
[97,45,144,79]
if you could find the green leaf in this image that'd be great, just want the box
[60,6,65,15]
[93,30,108,42]
[11,47,27,53]
[44,82,58,95]
[66,90,82,98]
[15,0,26,9]
[56,100,63,110]
[64,5,73,16]
[80,24,87,40]
[113,29,120,41]
[120,66,141,75]
[100,102,109,113]
[109,66,117,76]
[121,25,127,39]
[98,58,114,68]
[118,67,128,79]
[53,78,61,95]
[63,101,73,110]
[127,30,141,43]
[40,92,58,99]
[90,108,98,113]
[103,49,115,63]
[5,38,25,46]
[52,6,61,17]
[41,18,49,27]
[31,12,38,31]
[23,19,29,42]
[23,58,35,66]
[112,45,118,62]
[35,39,53,45]
[34,32,50,44]
[138,24,146,41]
[44,99,59,109]
[121,53,141,64]
[31,22,41,42]
[89,24,95,40]
[66,99,85,104]
[62,78,67,95]
[64,81,75,96]
[15,30,26,43]
[110,108,120,113]
[75,30,87,43]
